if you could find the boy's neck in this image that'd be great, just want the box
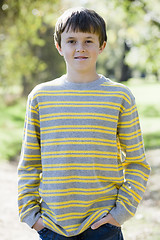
[65,71,100,84]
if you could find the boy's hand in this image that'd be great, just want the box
[91,213,121,230]
[32,217,44,232]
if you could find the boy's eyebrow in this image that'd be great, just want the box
[66,36,95,40]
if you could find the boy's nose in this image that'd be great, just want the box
[76,43,85,52]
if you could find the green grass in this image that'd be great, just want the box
[0,100,26,161]
[124,80,160,149]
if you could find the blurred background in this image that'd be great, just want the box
[0,0,160,239]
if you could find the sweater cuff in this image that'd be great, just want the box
[109,203,135,225]
[21,210,41,229]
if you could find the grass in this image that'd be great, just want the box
[0,99,26,161]
[0,79,160,161]
[123,80,160,149]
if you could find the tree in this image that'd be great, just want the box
[0,0,65,98]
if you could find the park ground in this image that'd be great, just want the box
[0,149,160,240]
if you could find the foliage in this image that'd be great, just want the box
[0,0,65,97]
[0,0,160,98]
[89,0,160,81]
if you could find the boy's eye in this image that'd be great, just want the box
[86,40,92,43]
[68,40,76,44]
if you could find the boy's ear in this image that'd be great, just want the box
[56,43,63,56]
[99,41,106,54]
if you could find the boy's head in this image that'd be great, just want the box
[54,7,107,48]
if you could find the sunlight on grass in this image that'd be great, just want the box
[124,80,160,149]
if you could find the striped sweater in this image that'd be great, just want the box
[18,75,150,237]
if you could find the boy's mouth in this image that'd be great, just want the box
[74,56,88,59]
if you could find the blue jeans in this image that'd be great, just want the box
[38,223,124,240]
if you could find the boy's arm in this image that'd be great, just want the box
[109,95,150,225]
[18,96,42,228]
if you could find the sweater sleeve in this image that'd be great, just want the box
[18,95,42,228]
[110,93,150,225]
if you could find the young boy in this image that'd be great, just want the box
[18,7,150,240]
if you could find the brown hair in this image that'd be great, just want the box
[54,7,107,48]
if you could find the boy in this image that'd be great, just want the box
[18,7,150,240]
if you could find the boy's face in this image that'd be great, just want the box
[56,29,106,75]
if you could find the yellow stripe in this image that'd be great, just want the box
[41,116,117,123]
[41,141,116,148]
[28,108,38,115]
[24,154,41,157]
[33,90,131,103]
[117,193,136,207]
[126,180,145,192]
[18,193,39,201]
[18,183,39,190]
[39,185,116,197]
[19,173,40,176]
[25,133,40,139]
[42,150,117,155]
[118,121,139,128]
[41,154,119,159]
[43,216,65,236]
[41,112,118,119]
[36,88,131,97]
[117,200,135,216]
[80,210,109,233]
[49,198,116,209]
[118,117,139,125]
[126,153,145,160]
[43,175,123,181]
[41,111,118,119]
[24,128,40,135]
[20,205,39,221]
[41,136,116,141]
[40,183,115,193]
[122,104,136,112]
[42,178,116,184]
[18,200,38,211]
[35,89,128,94]
[41,128,115,135]
[37,101,125,112]
[119,129,141,137]
[125,171,149,181]
[43,167,123,172]
[125,186,141,202]
[27,120,40,127]
[121,108,137,116]
[41,124,115,131]
[42,206,111,222]
[39,104,122,112]
[47,195,116,207]
[121,187,140,203]
[25,142,40,146]
[119,133,142,141]
[23,158,41,161]
[37,101,122,107]
[125,169,149,178]
[18,185,39,192]
[24,145,40,150]
[127,144,144,152]
[63,223,80,230]
[43,162,120,167]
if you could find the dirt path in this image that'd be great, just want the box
[0,149,160,240]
